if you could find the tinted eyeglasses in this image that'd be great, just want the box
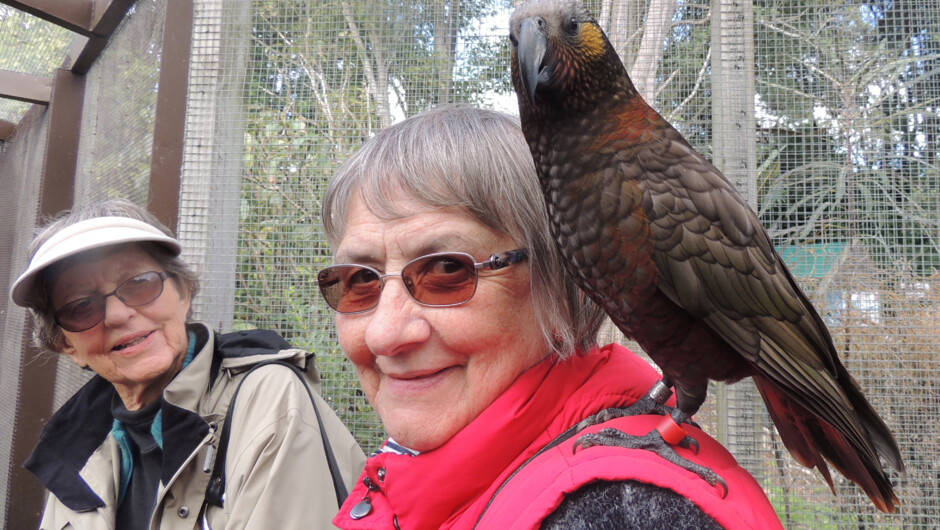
[53,271,168,332]
[317,249,527,314]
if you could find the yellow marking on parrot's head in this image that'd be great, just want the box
[576,21,607,61]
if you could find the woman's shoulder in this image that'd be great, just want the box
[542,480,723,530]
[223,355,318,416]
[472,412,780,529]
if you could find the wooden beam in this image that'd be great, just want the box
[86,0,135,37]
[0,69,52,105]
[0,119,14,140]
[65,34,108,75]
[1,0,131,36]
[42,69,84,202]
[148,0,192,231]
[64,0,139,75]
[1,0,96,36]
[6,316,58,528]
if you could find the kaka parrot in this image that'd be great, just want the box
[509,0,903,512]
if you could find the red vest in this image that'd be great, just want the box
[334,345,782,529]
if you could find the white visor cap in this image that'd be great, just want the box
[10,216,182,308]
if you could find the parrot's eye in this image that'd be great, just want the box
[566,19,580,35]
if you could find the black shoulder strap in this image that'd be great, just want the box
[204,359,349,508]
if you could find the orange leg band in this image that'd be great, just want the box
[656,416,687,445]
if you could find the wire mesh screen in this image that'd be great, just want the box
[0,139,11,524]
[0,108,47,525]
[749,0,934,524]
[198,0,940,525]
[602,0,938,525]
[178,0,247,335]
[234,0,389,449]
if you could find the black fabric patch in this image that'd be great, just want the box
[24,376,115,511]
[214,329,291,359]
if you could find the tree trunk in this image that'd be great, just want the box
[600,0,678,102]
[342,0,392,127]
[431,0,456,102]
[629,0,677,100]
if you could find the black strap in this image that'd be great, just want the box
[204,359,349,508]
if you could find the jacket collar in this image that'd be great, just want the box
[335,344,667,529]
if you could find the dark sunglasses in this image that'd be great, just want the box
[53,271,168,332]
[317,249,528,314]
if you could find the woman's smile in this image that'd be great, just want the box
[381,365,460,395]
[110,330,155,352]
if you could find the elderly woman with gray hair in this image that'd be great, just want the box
[321,105,781,529]
[11,199,364,529]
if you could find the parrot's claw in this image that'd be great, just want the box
[573,427,727,495]
[715,476,729,499]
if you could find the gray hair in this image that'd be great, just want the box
[322,105,603,357]
[27,199,199,354]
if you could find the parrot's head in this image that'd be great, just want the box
[509,0,634,115]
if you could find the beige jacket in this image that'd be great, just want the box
[30,323,366,529]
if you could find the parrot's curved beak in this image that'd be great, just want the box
[517,17,548,104]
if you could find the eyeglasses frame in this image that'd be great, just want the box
[53,271,169,332]
[318,248,528,314]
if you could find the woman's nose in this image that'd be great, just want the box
[363,279,431,357]
[101,292,136,326]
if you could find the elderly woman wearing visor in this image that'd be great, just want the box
[320,106,781,529]
[11,199,364,529]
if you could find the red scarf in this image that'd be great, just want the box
[334,345,665,529]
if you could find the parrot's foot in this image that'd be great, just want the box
[573,419,727,498]
[575,379,675,432]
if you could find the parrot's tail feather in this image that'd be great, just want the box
[753,375,900,513]
[838,368,906,474]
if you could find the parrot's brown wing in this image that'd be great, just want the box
[631,129,902,473]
